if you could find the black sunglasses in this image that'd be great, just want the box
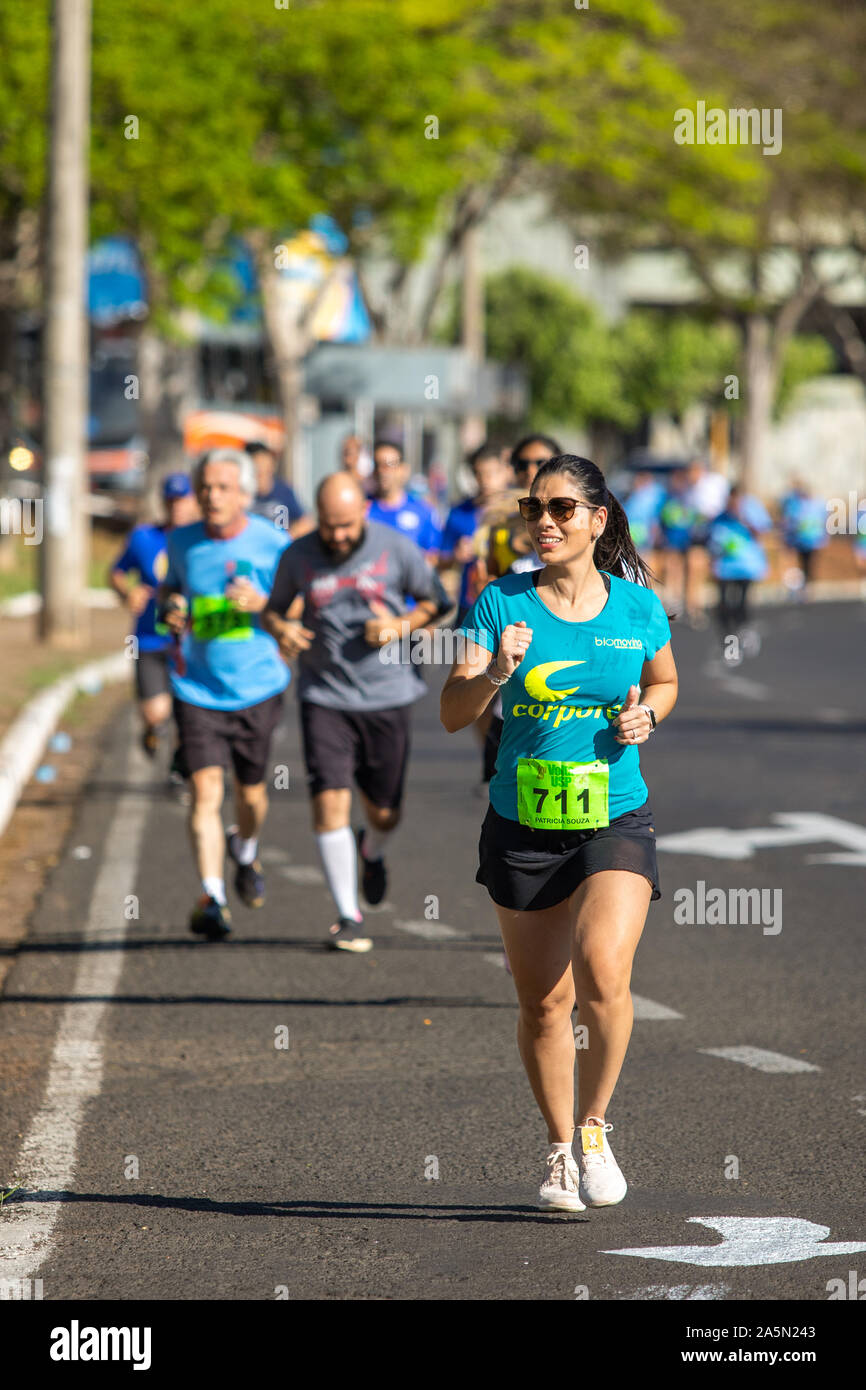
[517,496,600,523]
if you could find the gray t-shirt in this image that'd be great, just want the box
[266,520,450,711]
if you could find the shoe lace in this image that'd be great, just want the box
[546,1152,578,1191]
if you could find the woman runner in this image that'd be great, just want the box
[441,456,678,1211]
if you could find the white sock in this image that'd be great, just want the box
[202,877,226,906]
[316,827,361,922]
[361,824,392,861]
[549,1139,573,1154]
[235,836,258,866]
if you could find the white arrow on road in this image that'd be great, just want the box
[603,1217,866,1267]
[656,812,866,862]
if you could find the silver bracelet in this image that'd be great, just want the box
[484,659,510,688]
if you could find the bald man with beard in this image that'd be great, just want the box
[264,471,451,951]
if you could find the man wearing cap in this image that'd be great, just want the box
[158,448,292,940]
[109,471,199,760]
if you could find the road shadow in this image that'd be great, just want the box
[2,992,512,1009]
[7,1189,586,1226]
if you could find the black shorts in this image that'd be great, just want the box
[299,700,411,808]
[172,692,284,785]
[477,799,661,911]
[135,648,171,701]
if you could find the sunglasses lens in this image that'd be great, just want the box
[549,500,576,522]
[519,499,541,521]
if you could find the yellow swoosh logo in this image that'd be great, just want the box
[522,660,585,703]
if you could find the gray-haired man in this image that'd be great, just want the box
[159,448,292,939]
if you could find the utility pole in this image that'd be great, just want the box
[40,0,91,646]
[460,217,486,453]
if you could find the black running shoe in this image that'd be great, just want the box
[356,827,386,906]
[189,895,232,940]
[225,826,266,907]
[327,916,373,953]
[141,727,160,759]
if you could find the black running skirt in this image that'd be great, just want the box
[477,799,661,911]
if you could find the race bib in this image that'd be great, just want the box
[516,758,609,831]
[190,595,253,642]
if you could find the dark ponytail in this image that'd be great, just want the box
[530,455,655,588]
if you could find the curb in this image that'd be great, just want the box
[0,652,129,841]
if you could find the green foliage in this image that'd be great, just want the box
[483,268,633,430]
[617,311,739,418]
[776,335,835,417]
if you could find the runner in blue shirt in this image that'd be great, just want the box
[109,472,199,759]
[367,439,442,556]
[441,453,678,1213]
[779,481,827,592]
[707,485,771,637]
[159,448,291,940]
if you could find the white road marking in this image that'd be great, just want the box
[276,865,325,884]
[657,811,866,861]
[603,1217,866,1267]
[699,1045,819,1073]
[632,994,683,1021]
[0,727,149,1285]
[621,1284,729,1300]
[259,847,291,864]
[484,952,508,968]
[715,674,770,700]
[392,918,461,941]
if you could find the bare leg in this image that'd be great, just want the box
[189,766,226,882]
[495,898,576,1143]
[570,870,653,1124]
[234,778,268,841]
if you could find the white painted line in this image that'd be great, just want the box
[622,1284,729,1300]
[0,652,129,841]
[632,994,683,1021]
[0,725,149,1285]
[715,674,769,700]
[603,1216,866,1267]
[483,952,508,969]
[657,812,866,861]
[276,865,325,885]
[259,846,291,864]
[392,919,461,941]
[699,1046,820,1074]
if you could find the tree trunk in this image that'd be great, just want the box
[740,313,776,494]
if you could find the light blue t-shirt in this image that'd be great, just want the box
[165,514,291,710]
[457,570,671,823]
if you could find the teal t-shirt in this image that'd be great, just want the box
[457,570,671,824]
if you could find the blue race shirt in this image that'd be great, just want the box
[112,523,171,653]
[707,512,769,581]
[442,496,482,609]
[367,495,442,553]
[658,494,698,551]
[165,514,291,710]
[780,494,827,551]
[457,570,671,823]
[625,483,664,552]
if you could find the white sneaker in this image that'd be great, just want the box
[575,1120,627,1207]
[537,1147,586,1212]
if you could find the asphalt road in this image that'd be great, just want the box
[1,598,865,1310]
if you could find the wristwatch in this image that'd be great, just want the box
[484,659,511,688]
[639,703,657,731]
